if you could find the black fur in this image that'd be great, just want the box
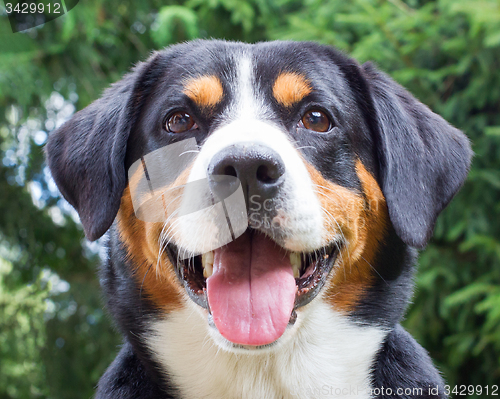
[361,63,472,249]
[45,40,472,398]
[45,54,165,241]
[96,341,177,398]
[372,325,447,399]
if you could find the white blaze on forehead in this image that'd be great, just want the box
[225,53,273,122]
[236,55,256,119]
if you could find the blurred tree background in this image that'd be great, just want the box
[0,0,499,397]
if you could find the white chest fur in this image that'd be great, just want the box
[146,300,387,399]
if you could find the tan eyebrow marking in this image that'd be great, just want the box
[183,75,224,108]
[272,72,312,108]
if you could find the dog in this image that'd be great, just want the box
[46,40,472,398]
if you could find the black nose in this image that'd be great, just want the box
[207,143,285,204]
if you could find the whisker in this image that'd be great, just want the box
[295,145,317,151]
[179,149,200,156]
[319,205,351,279]
[359,255,388,285]
[312,189,350,220]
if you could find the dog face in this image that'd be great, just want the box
[46,40,471,351]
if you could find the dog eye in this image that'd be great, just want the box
[300,110,332,132]
[166,112,197,133]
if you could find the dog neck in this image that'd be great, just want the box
[145,300,388,399]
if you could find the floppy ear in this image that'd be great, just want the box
[361,62,472,248]
[46,54,162,241]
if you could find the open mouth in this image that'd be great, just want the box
[166,229,338,346]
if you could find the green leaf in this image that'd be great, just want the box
[444,283,495,308]
[151,6,199,47]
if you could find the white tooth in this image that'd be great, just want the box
[203,263,213,279]
[203,251,214,265]
[290,252,301,278]
[202,251,214,278]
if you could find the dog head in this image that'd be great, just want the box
[46,40,471,349]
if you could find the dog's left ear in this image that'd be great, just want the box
[361,62,472,248]
[46,54,162,241]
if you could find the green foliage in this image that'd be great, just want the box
[0,259,48,398]
[151,6,199,47]
[0,0,499,396]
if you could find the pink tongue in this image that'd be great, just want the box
[206,232,297,346]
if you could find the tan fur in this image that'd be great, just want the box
[272,73,312,108]
[116,166,195,312]
[183,75,224,108]
[307,160,388,312]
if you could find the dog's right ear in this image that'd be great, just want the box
[46,53,162,241]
